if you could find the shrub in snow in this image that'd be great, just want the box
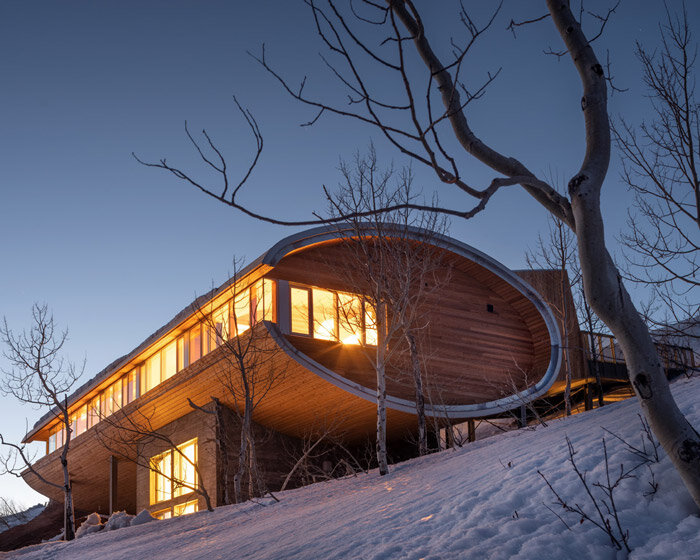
[104,511,134,531]
[130,509,157,526]
[75,513,104,539]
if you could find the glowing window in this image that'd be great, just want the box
[290,287,310,335]
[151,451,172,504]
[263,279,275,321]
[153,509,172,520]
[163,341,177,380]
[338,293,362,345]
[87,396,100,427]
[111,378,123,411]
[201,323,213,357]
[150,439,198,506]
[312,288,336,341]
[75,405,88,436]
[177,336,187,371]
[126,369,139,404]
[48,432,56,454]
[144,352,161,393]
[364,304,378,346]
[234,292,250,335]
[213,304,229,346]
[189,326,202,363]
[252,281,264,324]
[101,385,113,417]
[174,439,198,497]
[174,500,198,516]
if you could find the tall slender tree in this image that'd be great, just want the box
[0,304,82,540]
[326,149,449,462]
[526,210,581,415]
[136,1,700,508]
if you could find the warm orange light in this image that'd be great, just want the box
[341,333,361,345]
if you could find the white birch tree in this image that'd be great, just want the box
[136,1,700,508]
[0,304,82,540]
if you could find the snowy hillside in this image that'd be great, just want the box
[0,506,45,535]
[4,377,700,560]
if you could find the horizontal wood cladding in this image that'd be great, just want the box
[272,240,552,403]
[515,269,585,381]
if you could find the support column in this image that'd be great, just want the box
[467,419,476,443]
[109,455,118,514]
[585,383,593,411]
[517,404,527,428]
[444,424,454,449]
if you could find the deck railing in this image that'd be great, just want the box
[581,331,696,374]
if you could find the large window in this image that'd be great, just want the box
[290,287,310,335]
[150,438,198,506]
[152,451,173,503]
[338,293,362,345]
[290,284,377,346]
[163,341,177,381]
[312,288,336,340]
[233,292,250,335]
[144,352,161,393]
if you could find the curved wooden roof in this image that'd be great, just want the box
[264,224,562,418]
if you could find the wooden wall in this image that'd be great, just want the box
[271,240,552,404]
[514,269,587,381]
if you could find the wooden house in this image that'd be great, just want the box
[21,225,564,518]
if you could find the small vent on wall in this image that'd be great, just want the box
[486,304,494,313]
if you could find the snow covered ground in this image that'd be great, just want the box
[4,376,700,560]
[0,505,45,535]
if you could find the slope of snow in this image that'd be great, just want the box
[0,505,45,535]
[4,376,700,560]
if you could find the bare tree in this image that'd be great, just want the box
[136,2,700,508]
[201,263,287,503]
[0,497,28,531]
[526,213,581,416]
[326,149,450,463]
[279,414,364,491]
[614,4,699,339]
[94,406,214,512]
[0,304,82,540]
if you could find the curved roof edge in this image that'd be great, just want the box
[264,223,563,418]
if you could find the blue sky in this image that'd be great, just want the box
[1,1,696,506]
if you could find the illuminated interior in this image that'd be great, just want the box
[290,284,377,346]
[150,438,198,507]
[46,279,276,454]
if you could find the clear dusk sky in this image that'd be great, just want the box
[1,1,697,506]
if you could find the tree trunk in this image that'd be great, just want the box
[235,405,252,504]
[548,0,700,507]
[376,303,389,476]
[560,271,572,416]
[248,434,265,498]
[584,306,605,407]
[213,398,231,505]
[405,330,427,455]
[60,406,75,541]
[60,449,75,541]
